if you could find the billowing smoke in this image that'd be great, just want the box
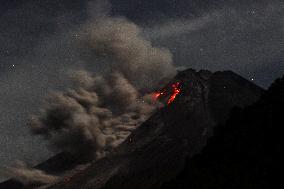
[30,71,161,159]
[1,161,59,185]
[84,16,176,89]
[29,0,176,160]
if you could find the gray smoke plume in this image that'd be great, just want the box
[83,17,176,89]
[1,161,60,185]
[30,0,175,159]
[30,72,161,159]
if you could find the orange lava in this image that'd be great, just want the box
[167,82,181,104]
[153,91,164,100]
[153,82,181,105]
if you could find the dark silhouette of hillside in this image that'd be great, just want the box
[43,69,263,189]
[162,75,283,189]
[0,69,264,189]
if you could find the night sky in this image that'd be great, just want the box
[0,0,283,181]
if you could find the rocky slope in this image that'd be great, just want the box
[0,69,263,189]
[162,75,283,189]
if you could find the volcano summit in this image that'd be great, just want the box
[0,68,264,189]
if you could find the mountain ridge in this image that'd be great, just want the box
[0,69,264,189]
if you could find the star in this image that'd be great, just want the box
[249,10,256,15]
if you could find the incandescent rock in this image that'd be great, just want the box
[0,69,263,189]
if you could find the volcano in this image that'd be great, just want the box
[0,69,264,189]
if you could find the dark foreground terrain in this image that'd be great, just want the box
[2,69,280,189]
[162,75,283,189]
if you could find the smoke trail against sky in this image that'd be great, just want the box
[29,0,175,160]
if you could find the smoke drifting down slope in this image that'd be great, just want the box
[1,161,59,186]
[30,1,176,161]
[2,1,176,185]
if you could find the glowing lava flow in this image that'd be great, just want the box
[167,82,181,104]
[153,91,164,99]
[153,82,181,105]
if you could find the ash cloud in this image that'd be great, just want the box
[30,0,175,159]
[81,2,176,89]
[30,72,161,159]
[2,0,282,183]
[1,161,59,185]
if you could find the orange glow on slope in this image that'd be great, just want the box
[153,82,181,105]
[153,91,164,100]
[167,82,181,104]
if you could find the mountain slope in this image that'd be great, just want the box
[45,69,263,189]
[0,69,263,189]
[162,75,283,189]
